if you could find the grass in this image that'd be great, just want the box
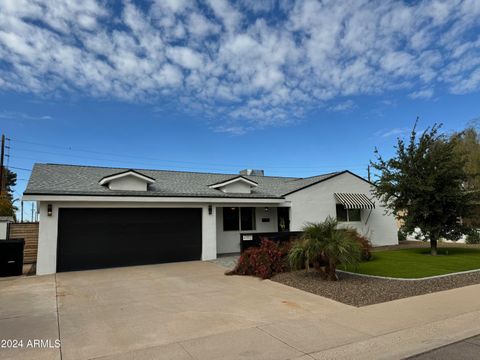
[342,247,480,279]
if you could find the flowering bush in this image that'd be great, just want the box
[227,239,290,279]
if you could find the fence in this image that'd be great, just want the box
[8,222,39,264]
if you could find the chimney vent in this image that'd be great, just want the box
[239,169,264,176]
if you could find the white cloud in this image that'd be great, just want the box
[408,88,434,99]
[0,110,52,120]
[0,0,479,132]
[214,124,248,135]
[328,100,356,112]
[375,127,409,138]
[166,47,204,70]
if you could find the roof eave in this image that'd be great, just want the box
[208,175,258,189]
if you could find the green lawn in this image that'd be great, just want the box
[342,247,480,279]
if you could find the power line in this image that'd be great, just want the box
[9,154,236,173]
[10,147,244,169]
[11,138,261,168]
[9,166,31,172]
[10,138,369,171]
[9,155,367,176]
[10,147,368,172]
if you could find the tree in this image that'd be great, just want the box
[0,198,15,217]
[4,168,17,201]
[288,217,362,281]
[371,122,474,255]
[452,126,480,227]
[0,167,17,217]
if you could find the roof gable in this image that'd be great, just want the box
[99,169,156,191]
[209,176,258,194]
[98,169,156,186]
[281,170,373,196]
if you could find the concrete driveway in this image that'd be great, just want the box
[1,261,480,360]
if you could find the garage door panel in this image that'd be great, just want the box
[57,208,202,272]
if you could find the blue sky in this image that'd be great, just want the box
[0,0,479,219]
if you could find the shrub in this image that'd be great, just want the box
[288,217,362,281]
[466,230,480,244]
[398,229,407,242]
[344,229,372,261]
[227,239,290,279]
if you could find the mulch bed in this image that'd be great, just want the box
[272,269,480,307]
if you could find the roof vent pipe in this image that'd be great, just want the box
[239,169,264,176]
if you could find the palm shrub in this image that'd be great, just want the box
[288,217,362,281]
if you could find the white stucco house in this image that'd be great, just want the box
[23,163,398,275]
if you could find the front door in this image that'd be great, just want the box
[277,207,290,232]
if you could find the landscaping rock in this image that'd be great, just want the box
[272,269,480,307]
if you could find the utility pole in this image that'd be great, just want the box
[367,165,371,182]
[21,200,24,223]
[31,203,34,223]
[0,134,4,196]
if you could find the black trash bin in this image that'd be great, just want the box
[0,239,25,277]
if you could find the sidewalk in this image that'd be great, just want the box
[409,335,480,359]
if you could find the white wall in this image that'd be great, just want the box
[0,221,9,240]
[216,206,278,254]
[35,200,217,275]
[219,181,252,194]
[108,176,148,191]
[286,172,398,246]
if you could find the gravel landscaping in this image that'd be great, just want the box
[217,243,480,307]
[272,269,480,307]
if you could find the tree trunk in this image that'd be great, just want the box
[327,258,338,281]
[313,260,328,280]
[430,237,438,256]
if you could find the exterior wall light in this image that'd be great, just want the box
[208,205,212,215]
[47,204,53,216]
[264,207,270,212]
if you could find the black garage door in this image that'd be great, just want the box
[57,208,202,272]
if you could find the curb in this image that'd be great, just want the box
[337,268,480,281]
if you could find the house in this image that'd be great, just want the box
[0,216,14,240]
[23,164,398,275]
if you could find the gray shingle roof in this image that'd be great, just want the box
[24,163,344,199]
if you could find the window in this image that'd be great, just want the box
[223,207,239,231]
[222,207,256,231]
[240,207,256,231]
[348,208,361,221]
[336,204,361,222]
[336,204,348,222]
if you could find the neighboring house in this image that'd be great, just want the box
[23,164,398,275]
[0,216,14,240]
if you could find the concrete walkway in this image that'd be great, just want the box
[0,261,480,360]
[409,335,480,359]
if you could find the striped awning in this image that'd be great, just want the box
[334,193,375,209]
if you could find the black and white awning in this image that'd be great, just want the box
[334,193,375,209]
